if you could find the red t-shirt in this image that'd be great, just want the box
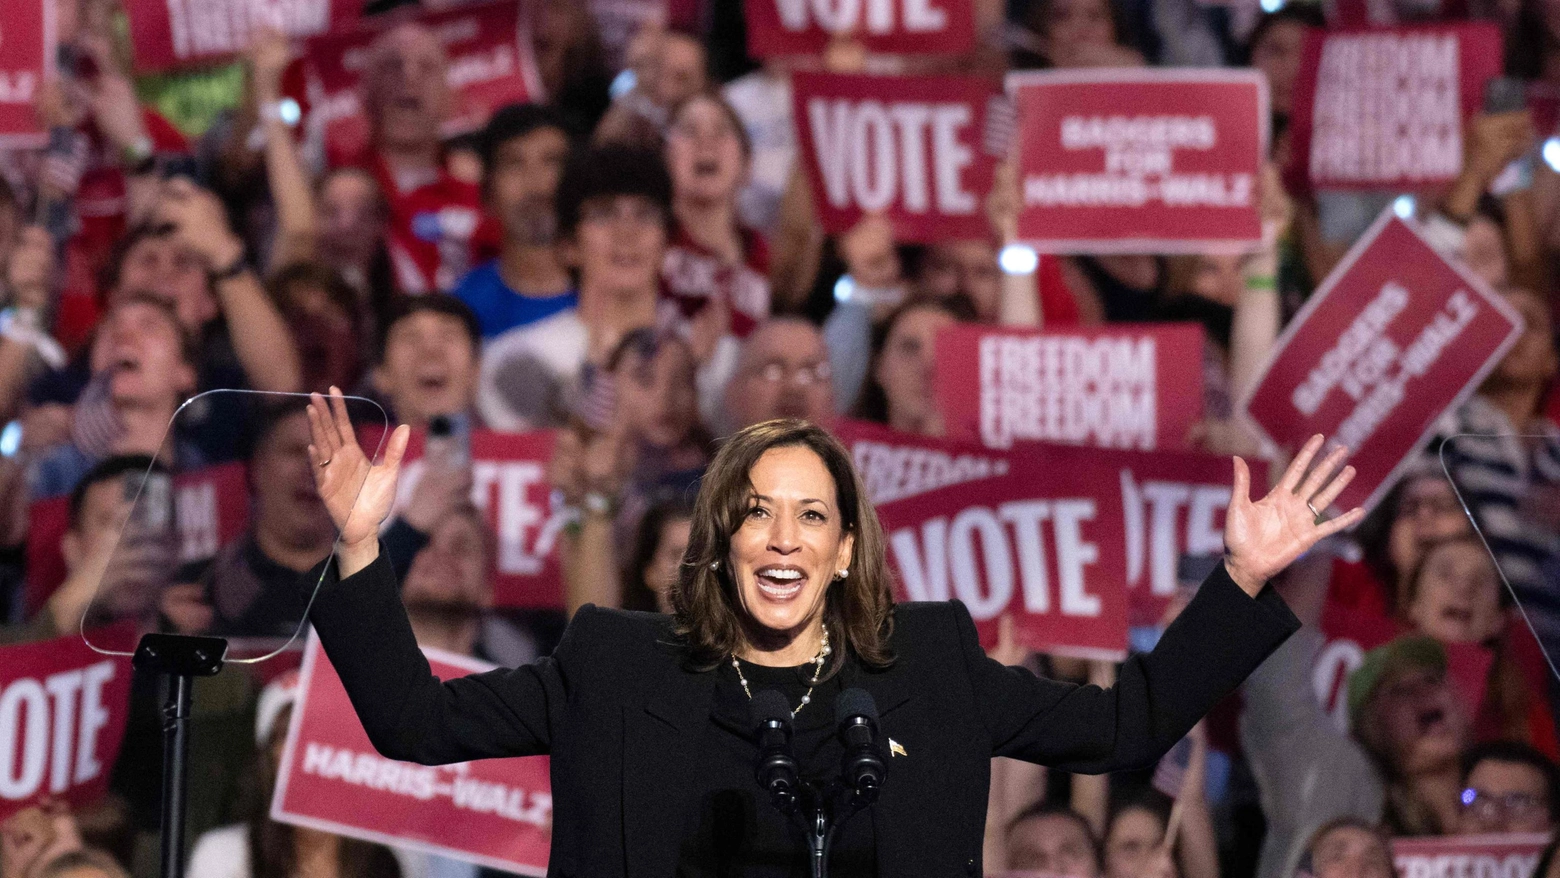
[661,223,771,338]
[58,109,189,350]
[343,152,486,295]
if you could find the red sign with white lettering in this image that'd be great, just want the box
[1288,23,1502,192]
[272,635,551,875]
[392,430,568,609]
[1008,69,1267,253]
[125,0,365,72]
[0,0,52,146]
[1392,834,1551,878]
[790,71,1003,242]
[934,323,1206,453]
[744,0,975,58]
[836,421,1256,655]
[23,463,251,619]
[1241,211,1521,513]
[301,0,544,162]
[0,625,135,821]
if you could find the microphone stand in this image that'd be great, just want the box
[794,779,877,878]
[131,633,228,878]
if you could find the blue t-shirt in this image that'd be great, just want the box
[451,261,577,340]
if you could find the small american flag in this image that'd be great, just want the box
[572,364,619,434]
[1152,735,1194,800]
[983,95,1018,159]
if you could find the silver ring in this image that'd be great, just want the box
[1306,501,1321,519]
[318,459,332,468]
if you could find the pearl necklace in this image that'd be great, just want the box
[732,625,831,717]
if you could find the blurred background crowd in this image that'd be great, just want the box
[2,0,1560,876]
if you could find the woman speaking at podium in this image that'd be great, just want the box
[302,389,1361,878]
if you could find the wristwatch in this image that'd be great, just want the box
[581,490,617,518]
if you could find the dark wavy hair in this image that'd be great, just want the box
[670,419,895,678]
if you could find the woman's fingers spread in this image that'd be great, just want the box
[1279,434,1324,494]
[306,395,337,456]
[328,386,358,448]
[1297,445,1349,501]
[383,424,411,471]
[1309,465,1356,513]
[1317,507,1366,539]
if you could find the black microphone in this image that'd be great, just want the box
[835,688,885,805]
[751,690,800,811]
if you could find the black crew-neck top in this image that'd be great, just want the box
[675,658,878,877]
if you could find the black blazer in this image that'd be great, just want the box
[307,549,1299,878]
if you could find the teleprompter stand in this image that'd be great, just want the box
[131,633,228,878]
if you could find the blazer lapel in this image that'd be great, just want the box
[621,658,717,878]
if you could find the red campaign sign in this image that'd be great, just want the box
[302,0,545,162]
[392,430,568,609]
[0,0,53,147]
[0,625,136,821]
[23,463,251,618]
[1241,211,1522,513]
[836,421,1259,655]
[1314,602,1495,732]
[790,71,1003,242]
[744,0,975,58]
[272,635,550,875]
[125,0,365,73]
[1288,23,1503,192]
[1008,69,1267,254]
[934,323,1205,453]
[1392,834,1552,878]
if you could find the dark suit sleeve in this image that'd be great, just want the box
[306,546,580,765]
[959,561,1299,773]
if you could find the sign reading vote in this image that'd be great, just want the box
[744,0,975,57]
[791,71,1003,242]
[837,422,1255,656]
[0,626,135,821]
[0,0,52,146]
[391,429,570,609]
[1009,69,1267,253]
[935,323,1205,453]
[1289,23,1503,191]
[273,635,551,875]
[1242,211,1521,512]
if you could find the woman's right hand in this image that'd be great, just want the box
[306,388,410,573]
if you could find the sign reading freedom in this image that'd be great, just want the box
[934,323,1205,452]
[1288,23,1503,191]
[125,0,364,72]
[1241,211,1521,512]
[1391,834,1551,878]
[272,635,552,875]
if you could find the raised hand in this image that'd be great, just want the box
[1223,435,1365,596]
[306,388,410,575]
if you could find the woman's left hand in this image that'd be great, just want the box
[1224,434,1365,597]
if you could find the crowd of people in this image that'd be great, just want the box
[1,0,1560,876]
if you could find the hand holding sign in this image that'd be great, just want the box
[1224,435,1365,595]
[307,388,410,575]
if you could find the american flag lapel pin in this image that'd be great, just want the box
[889,738,907,758]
